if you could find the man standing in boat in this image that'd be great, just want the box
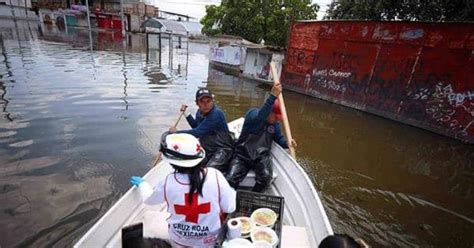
[226,83,297,192]
[170,88,234,174]
[130,133,236,247]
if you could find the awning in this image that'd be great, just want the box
[143,18,189,36]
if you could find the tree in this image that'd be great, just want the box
[324,0,474,22]
[200,0,319,47]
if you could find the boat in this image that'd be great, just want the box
[74,118,333,247]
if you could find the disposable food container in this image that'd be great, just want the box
[251,208,277,228]
[250,226,279,247]
[215,190,284,247]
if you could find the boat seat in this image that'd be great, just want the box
[281,225,311,247]
[239,169,278,187]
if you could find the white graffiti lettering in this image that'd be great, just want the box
[313,77,347,93]
[312,69,352,78]
[448,91,474,106]
[410,82,474,141]
[329,69,352,78]
[304,74,311,89]
[313,69,327,76]
[413,88,430,100]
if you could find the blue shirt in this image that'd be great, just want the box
[180,105,229,138]
[240,95,288,148]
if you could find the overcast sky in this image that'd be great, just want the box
[150,0,333,21]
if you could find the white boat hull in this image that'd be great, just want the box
[74,118,333,247]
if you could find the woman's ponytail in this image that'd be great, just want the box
[172,163,207,204]
[188,163,206,204]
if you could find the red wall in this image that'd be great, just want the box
[282,21,474,143]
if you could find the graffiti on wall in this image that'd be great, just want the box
[209,46,242,66]
[306,69,350,95]
[410,82,474,140]
[283,21,474,143]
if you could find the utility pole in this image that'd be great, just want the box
[120,0,125,37]
[85,0,92,50]
[9,0,15,18]
[24,0,28,17]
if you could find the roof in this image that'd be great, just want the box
[142,18,189,36]
[209,34,257,46]
[210,34,286,51]
[142,18,163,29]
[180,21,203,36]
[159,19,188,35]
[158,10,196,20]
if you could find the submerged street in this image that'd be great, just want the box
[0,20,472,247]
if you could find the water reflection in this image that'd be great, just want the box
[0,36,13,122]
[0,19,207,247]
[286,92,473,247]
[206,66,474,247]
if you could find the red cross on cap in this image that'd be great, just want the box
[173,144,179,151]
[196,144,201,153]
[174,193,210,224]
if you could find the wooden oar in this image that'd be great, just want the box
[270,62,296,159]
[151,105,188,167]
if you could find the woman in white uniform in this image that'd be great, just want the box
[130,132,236,247]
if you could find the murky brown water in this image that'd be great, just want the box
[207,70,474,247]
[0,19,472,247]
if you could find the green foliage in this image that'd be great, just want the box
[200,0,319,47]
[324,0,474,22]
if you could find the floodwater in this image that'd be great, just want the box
[0,19,472,247]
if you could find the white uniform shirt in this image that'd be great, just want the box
[138,167,236,247]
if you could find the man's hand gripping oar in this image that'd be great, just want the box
[269,62,296,158]
[151,104,188,167]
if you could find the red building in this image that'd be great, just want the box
[282,21,474,143]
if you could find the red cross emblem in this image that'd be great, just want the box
[173,144,179,151]
[174,193,210,224]
[196,144,201,152]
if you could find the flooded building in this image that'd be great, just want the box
[209,35,284,84]
[242,46,284,83]
[0,0,36,20]
[35,0,158,31]
[282,21,474,143]
[123,2,157,32]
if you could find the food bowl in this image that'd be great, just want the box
[250,208,277,228]
[250,227,279,247]
[235,217,255,238]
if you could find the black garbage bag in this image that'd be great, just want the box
[199,130,235,173]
